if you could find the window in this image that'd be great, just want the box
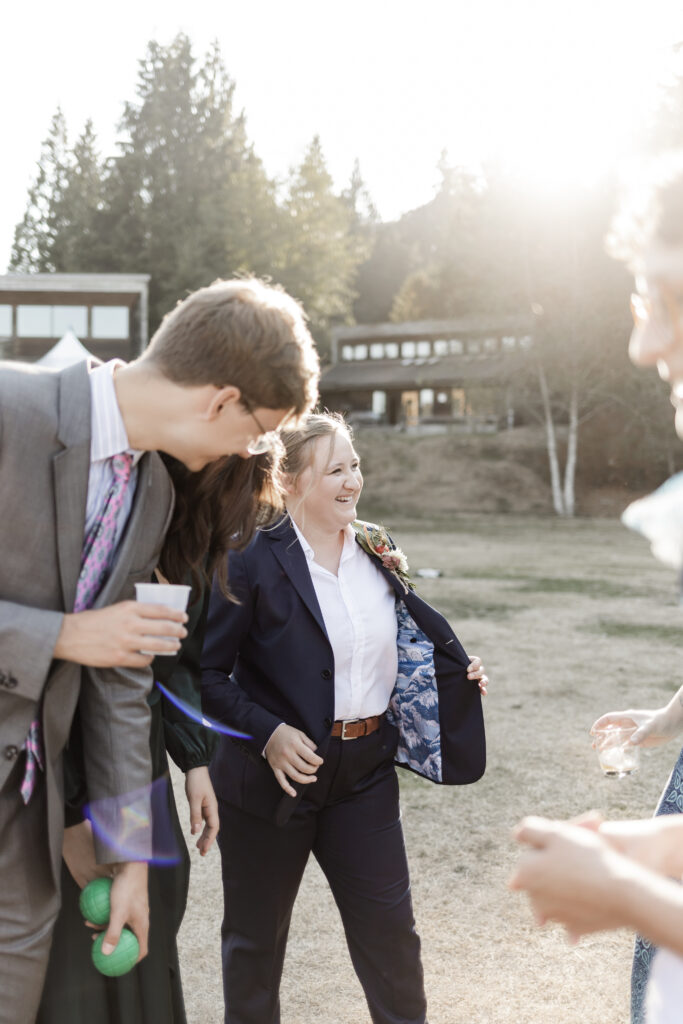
[467,339,481,354]
[433,339,449,356]
[416,340,431,357]
[385,342,399,358]
[419,388,434,415]
[341,345,354,361]
[372,390,386,415]
[483,337,498,352]
[0,305,11,336]
[53,306,88,337]
[353,345,368,360]
[17,305,51,337]
[370,343,384,359]
[449,339,464,354]
[92,306,129,339]
[502,336,516,350]
[401,341,416,358]
[519,335,533,349]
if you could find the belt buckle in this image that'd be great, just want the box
[340,718,360,740]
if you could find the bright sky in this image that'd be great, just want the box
[3,0,683,271]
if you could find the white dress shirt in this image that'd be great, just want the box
[292,521,398,720]
[86,360,144,552]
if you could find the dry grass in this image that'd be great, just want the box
[176,515,682,1024]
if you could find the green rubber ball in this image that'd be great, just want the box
[91,928,139,977]
[79,878,112,926]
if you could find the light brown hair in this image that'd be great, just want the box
[146,277,320,418]
[279,411,353,487]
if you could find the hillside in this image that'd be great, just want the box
[354,425,644,521]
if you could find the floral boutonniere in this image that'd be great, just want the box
[352,521,415,592]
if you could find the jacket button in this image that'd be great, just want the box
[321,669,332,680]
[6,676,17,689]
[4,745,19,760]
[324,717,333,729]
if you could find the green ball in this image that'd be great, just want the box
[79,878,112,926]
[91,928,139,977]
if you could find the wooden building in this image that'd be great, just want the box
[322,314,535,427]
[0,273,151,363]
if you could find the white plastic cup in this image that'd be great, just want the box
[134,583,192,656]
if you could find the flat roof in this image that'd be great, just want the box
[0,273,150,295]
[321,354,514,391]
[332,314,534,343]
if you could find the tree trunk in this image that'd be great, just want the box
[538,362,566,515]
[563,383,579,517]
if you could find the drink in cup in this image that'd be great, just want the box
[593,724,640,778]
[134,582,191,656]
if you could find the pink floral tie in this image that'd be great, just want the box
[21,453,134,804]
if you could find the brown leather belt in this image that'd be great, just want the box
[330,715,382,740]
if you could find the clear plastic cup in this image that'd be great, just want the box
[134,583,191,656]
[593,725,640,778]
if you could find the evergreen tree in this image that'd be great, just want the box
[274,137,369,358]
[11,109,70,271]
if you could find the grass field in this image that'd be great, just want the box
[175,514,683,1024]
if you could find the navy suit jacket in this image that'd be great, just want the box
[201,517,486,825]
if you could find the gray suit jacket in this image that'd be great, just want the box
[0,360,174,878]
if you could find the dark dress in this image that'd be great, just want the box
[36,590,215,1024]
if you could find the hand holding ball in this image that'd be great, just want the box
[91,928,140,976]
[79,878,140,977]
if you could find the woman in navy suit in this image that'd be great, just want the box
[201,413,488,1024]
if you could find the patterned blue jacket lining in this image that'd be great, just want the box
[386,600,443,782]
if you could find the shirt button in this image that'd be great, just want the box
[321,669,332,680]
[4,745,19,760]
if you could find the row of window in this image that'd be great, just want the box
[0,304,130,340]
[340,335,531,361]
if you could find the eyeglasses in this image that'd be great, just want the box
[241,397,276,455]
[630,285,683,335]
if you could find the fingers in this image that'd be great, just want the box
[590,712,636,734]
[570,810,604,832]
[134,602,189,624]
[274,768,297,797]
[195,799,220,856]
[512,816,557,849]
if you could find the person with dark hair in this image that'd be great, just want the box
[36,449,285,1024]
[202,412,489,1024]
[0,275,318,1024]
[510,157,683,1024]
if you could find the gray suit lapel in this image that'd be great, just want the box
[54,363,91,611]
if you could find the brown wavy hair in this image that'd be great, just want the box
[159,444,284,599]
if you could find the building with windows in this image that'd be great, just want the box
[321,314,535,427]
[0,273,150,363]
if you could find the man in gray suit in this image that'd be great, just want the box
[0,277,319,1023]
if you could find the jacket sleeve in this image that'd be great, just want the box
[201,552,284,755]
[160,585,218,772]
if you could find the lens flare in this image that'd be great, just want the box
[85,776,181,866]
[156,681,251,738]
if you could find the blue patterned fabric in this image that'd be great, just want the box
[631,744,683,1024]
[386,601,443,782]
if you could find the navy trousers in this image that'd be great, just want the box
[216,721,428,1024]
